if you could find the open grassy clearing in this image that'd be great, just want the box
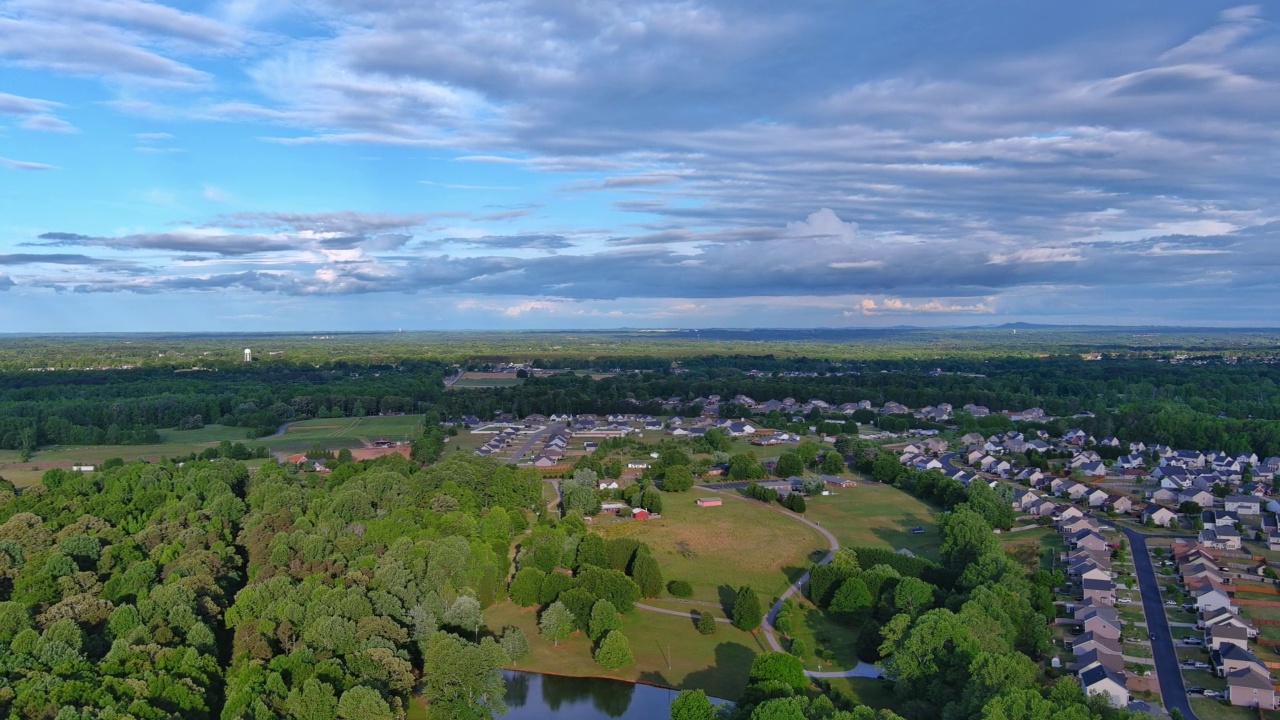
[803,482,940,561]
[484,600,766,701]
[825,677,896,711]
[592,488,826,607]
[260,415,424,452]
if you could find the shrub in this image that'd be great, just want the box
[667,580,693,597]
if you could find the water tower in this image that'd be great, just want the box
[243,348,252,363]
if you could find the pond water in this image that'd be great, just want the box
[500,671,725,720]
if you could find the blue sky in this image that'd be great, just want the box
[1,1,1278,331]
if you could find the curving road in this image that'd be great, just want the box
[1121,526,1200,720]
[634,488,882,679]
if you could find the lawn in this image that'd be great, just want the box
[802,483,940,561]
[592,488,826,607]
[484,600,766,701]
[784,602,861,671]
[825,677,896,711]
[1189,698,1258,720]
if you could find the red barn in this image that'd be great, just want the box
[632,509,651,520]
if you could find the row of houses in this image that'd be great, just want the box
[1055,512,1130,708]
[1170,542,1277,710]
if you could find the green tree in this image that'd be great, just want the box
[820,452,846,474]
[662,466,695,492]
[500,626,529,662]
[669,689,715,720]
[631,551,664,598]
[589,599,622,642]
[575,534,608,570]
[748,651,807,692]
[774,453,805,478]
[594,630,635,669]
[539,601,575,646]
[337,686,393,720]
[509,567,545,607]
[796,440,821,466]
[420,633,509,720]
[732,585,763,631]
[829,577,872,621]
[696,611,717,635]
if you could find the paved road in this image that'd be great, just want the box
[508,423,563,462]
[1122,526,1200,720]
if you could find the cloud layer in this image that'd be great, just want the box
[0,1,1277,328]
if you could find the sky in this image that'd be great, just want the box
[1,1,1278,332]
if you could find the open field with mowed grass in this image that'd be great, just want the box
[803,482,940,561]
[593,488,825,607]
[484,600,767,701]
[262,415,424,452]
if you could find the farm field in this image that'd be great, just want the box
[483,599,766,701]
[593,488,826,607]
[803,482,941,561]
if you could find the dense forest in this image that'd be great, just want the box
[6,353,1280,457]
[0,453,542,719]
[1,328,1278,371]
[0,363,447,453]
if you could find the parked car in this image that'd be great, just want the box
[1183,637,1203,645]
[1192,661,1209,669]
[911,526,925,534]
[1118,597,1132,604]
[1165,600,1178,606]
[1203,690,1222,699]
[1187,687,1205,695]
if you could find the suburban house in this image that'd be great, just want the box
[1070,648,1124,674]
[1070,632,1122,658]
[1227,668,1277,709]
[1200,608,1257,638]
[1199,525,1243,551]
[1213,644,1268,678]
[1150,488,1180,505]
[1142,506,1177,528]
[1071,530,1109,553]
[1085,488,1110,507]
[1078,608,1122,640]
[1105,495,1133,514]
[1080,665,1129,708]
[1080,577,1116,606]
[1208,624,1251,653]
[1193,586,1236,614]
[1225,495,1262,515]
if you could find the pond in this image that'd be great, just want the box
[500,671,726,720]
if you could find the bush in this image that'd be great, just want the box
[667,580,693,597]
[696,612,717,635]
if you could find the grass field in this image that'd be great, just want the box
[1188,698,1257,720]
[592,488,826,608]
[0,415,425,489]
[484,600,766,701]
[803,483,940,561]
[262,415,424,452]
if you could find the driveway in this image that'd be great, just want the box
[1121,526,1200,720]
